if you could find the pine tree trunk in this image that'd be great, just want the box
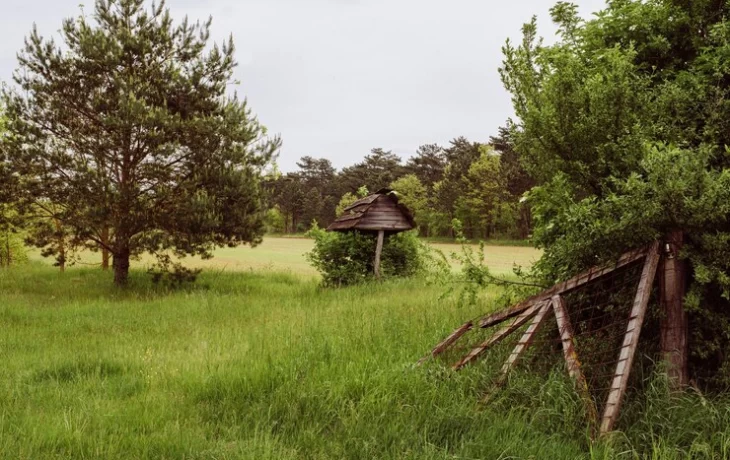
[113,242,130,286]
[54,218,65,273]
[101,227,110,270]
[660,230,688,388]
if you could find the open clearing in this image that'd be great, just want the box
[30,236,542,276]
[4,240,728,459]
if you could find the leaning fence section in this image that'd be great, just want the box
[419,242,666,437]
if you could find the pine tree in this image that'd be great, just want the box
[2,0,279,285]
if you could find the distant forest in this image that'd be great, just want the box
[266,127,534,240]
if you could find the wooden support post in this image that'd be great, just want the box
[600,243,660,435]
[452,303,542,371]
[417,321,473,366]
[660,230,688,388]
[552,295,599,434]
[374,230,385,279]
[497,301,553,378]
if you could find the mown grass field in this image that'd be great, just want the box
[3,239,730,459]
[30,236,542,276]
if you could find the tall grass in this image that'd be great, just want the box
[0,263,728,459]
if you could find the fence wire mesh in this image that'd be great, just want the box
[433,253,665,432]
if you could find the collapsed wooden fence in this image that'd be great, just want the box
[419,234,687,437]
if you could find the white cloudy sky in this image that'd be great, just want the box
[0,0,606,171]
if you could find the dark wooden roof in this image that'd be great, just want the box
[327,188,416,233]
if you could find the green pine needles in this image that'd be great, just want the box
[2,0,279,285]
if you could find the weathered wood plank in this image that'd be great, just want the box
[358,218,412,226]
[552,294,599,434]
[354,224,413,231]
[416,321,473,366]
[365,209,405,214]
[365,210,406,214]
[359,219,410,225]
[452,303,542,371]
[478,247,649,330]
[498,301,553,377]
[599,242,660,435]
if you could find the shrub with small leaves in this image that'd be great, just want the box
[306,224,433,287]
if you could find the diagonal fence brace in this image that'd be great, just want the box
[452,302,544,371]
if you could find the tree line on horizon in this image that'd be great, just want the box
[265,130,534,240]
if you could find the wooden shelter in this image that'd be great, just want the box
[327,188,416,278]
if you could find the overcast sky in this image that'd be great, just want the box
[0,0,606,171]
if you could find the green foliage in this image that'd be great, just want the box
[526,144,730,385]
[267,134,532,242]
[501,1,730,386]
[338,148,404,192]
[501,14,650,194]
[305,225,427,287]
[3,0,279,285]
[268,157,339,232]
[529,145,730,280]
[404,143,446,187]
[0,231,27,267]
[334,186,368,217]
[390,174,428,233]
[459,147,503,238]
[263,207,286,234]
[430,143,527,240]
[0,204,27,267]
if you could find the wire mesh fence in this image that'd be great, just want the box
[420,242,668,436]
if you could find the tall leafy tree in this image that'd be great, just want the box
[270,174,305,233]
[295,156,337,226]
[390,174,428,235]
[404,144,446,188]
[460,147,504,239]
[296,156,336,189]
[0,107,28,267]
[443,137,483,180]
[490,125,534,238]
[501,12,649,196]
[431,137,484,237]
[301,187,324,229]
[501,0,730,385]
[3,0,279,285]
[338,148,404,192]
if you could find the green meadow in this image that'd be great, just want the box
[2,239,729,459]
[28,237,542,276]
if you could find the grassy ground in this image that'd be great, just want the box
[3,241,730,459]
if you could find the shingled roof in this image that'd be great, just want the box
[326,188,416,233]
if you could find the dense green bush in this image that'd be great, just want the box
[306,225,429,286]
